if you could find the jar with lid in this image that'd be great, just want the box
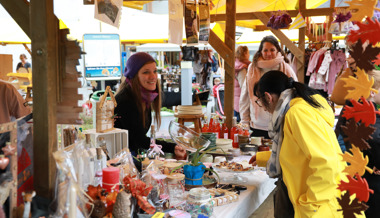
[185,188,213,218]
[166,173,186,208]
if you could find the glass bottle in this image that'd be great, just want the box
[98,137,110,160]
[213,115,220,138]
[230,117,239,148]
[94,148,103,186]
[220,117,229,139]
[147,124,159,159]
[202,116,209,133]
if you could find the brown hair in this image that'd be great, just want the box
[116,62,162,128]
[252,35,289,65]
[235,45,249,62]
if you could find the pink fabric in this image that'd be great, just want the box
[328,50,347,94]
[246,53,298,119]
[0,80,31,124]
[234,59,251,112]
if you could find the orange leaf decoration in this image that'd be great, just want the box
[105,191,118,214]
[347,17,380,45]
[337,191,369,218]
[341,67,378,101]
[340,145,373,177]
[338,173,374,202]
[341,119,375,150]
[123,175,155,214]
[344,0,377,22]
[343,97,380,127]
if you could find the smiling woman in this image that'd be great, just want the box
[114,52,186,170]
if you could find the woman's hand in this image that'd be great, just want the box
[249,154,257,166]
[174,145,187,160]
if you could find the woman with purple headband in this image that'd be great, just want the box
[114,52,186,165]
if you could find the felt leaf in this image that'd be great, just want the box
[348,17,380,46]
[342,67,378,101]
[343,97,380,126]
[338,173,374,202]
[373,53,380,65]
[344,0,377,22]
[340,145,373,177]
[105,191,118,214]
[341,119,375,150]
[349,39,380,72]
[337,191,369,218]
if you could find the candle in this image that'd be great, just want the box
[69,185,77,218]
[102,167,120,192]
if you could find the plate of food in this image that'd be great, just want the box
[213,161,255,173]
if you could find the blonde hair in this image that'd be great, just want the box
[367,70,380,90]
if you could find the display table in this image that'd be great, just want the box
[213,156,277,217]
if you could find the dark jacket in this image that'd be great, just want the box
[114,86,175,154]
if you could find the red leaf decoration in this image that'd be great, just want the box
[342,97,380,126]
[347,17,380,45]
[337,192,368,218]
[372,53,380,65]
[338,173,374,202]
[341,119,375,150]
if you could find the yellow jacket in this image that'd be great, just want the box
[280,95,364,218]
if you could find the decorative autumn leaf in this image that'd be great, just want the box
[338,173,374,202]
[344,0,377,22]
[349,39,380,72]
[342,97,380,126]
[373,53,380,65]
[337,191,369,218]
[342,67,378,101]
[341,119,375,150]
[340,145,373,177]
[347,17,380,45]
[105,191,118,214]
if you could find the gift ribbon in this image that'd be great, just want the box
[148,143,164,156]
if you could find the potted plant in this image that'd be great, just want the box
[172,146,221,186]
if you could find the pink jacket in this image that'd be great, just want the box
[234,59,251,112]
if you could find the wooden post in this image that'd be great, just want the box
[223,0,236,129]
[327,0,335,41]
[30,0,59,199]
[298,0,306,83]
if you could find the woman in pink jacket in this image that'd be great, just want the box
[239,35,297,138]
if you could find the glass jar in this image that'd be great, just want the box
[186,188,213,218]
[166,173,186,208]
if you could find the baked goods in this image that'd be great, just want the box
[214,161,252,172]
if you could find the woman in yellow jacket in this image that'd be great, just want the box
[253,70,352,218]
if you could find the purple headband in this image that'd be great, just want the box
[123,52,156,79]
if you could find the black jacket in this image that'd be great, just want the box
[114,86,175,154]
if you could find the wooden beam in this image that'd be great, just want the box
[327,0,335,41]
[0,0,30,37]
[211,7,348,22]
[224,0,236,129]
[297,0,306,83]
[30,0,58,200]
[209,30,234,64]
[22,43,32,55]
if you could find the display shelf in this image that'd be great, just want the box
[84,128,128,159]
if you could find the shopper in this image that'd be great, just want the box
[114,52,186,161]
[0,80,31,124]
[335,69,380,218]
[239,35,297,138]
[234,45,250,122]
[16,54,31,72]
[252,70,346,217]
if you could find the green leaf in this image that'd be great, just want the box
[203,167,220,182]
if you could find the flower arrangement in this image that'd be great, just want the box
[267,11,292,30]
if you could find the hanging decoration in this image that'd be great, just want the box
[288,12,306,30]
[347,17,380,46]
[342,67,378,101]
[344,0,378,22]
[337,191,369,218]
[340,145,373,177]
[168,0,184,45]
[338,173,374,203]
[341,119,375,151]
[267,11,292,30]
[342,97,380,127]
[198,0,210,44]
[184,0,199,44]
[94,0,123,28]
[349,40,380,72]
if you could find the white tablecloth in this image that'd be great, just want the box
[213,156,277,218]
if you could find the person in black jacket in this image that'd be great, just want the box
[114,52,186,162]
